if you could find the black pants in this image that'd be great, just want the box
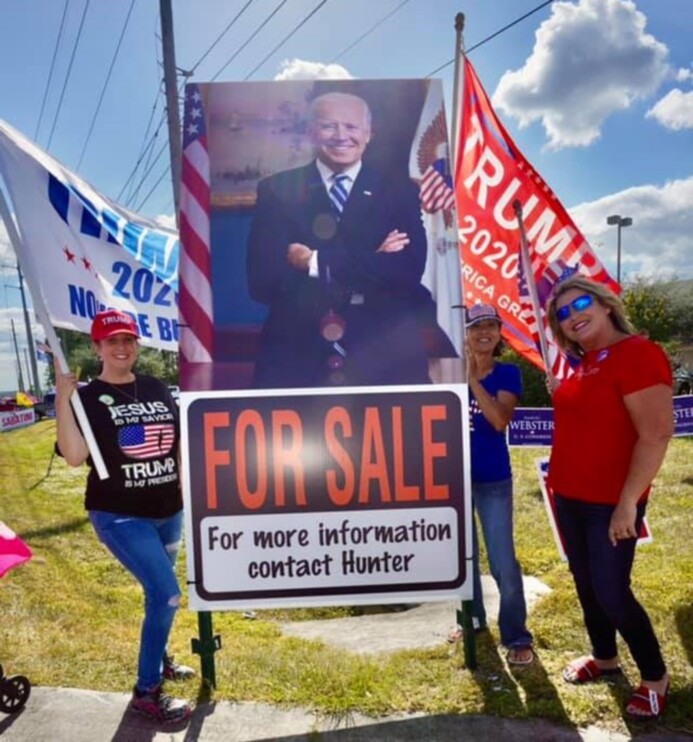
[554,494,666,681]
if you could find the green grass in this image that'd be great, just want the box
[1,420,692,736]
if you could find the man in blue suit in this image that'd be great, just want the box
[247,91,435,388]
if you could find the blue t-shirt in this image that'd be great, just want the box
[469,362,522,483]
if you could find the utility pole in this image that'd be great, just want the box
[17,263,41,395]
[23,348,32,394]
[159,0,220,687]
[10,318,25,391]
[160,0,183,227]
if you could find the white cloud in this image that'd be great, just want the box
[273,59,353,81]
[570,176,693,280]
[676,67,693,83]
[646,88,693,130]
[492,0,669,149]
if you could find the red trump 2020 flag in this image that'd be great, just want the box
[455,57,618,376]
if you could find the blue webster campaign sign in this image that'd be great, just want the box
[508,408,554,447]
[674,395,693,437]
[509,397,693,447]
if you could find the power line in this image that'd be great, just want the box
[76,0,136,171]
[117,92,165,202]
[118,15,168,204]
[135,165,171,213]
[125,75,187,209]
[210,0,290,82]
[46,0,92,150]
[244,0,330,81]
[425,0,554,78]
[126,138,168,209]
[34,0,70,142]
[190,0,259,74]
[125,0,554,216]
[329,0,411,64]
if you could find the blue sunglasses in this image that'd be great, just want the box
[556,294,594,322]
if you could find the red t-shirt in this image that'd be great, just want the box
[548,335,672,505]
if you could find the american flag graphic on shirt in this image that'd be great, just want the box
[118,424,175,459]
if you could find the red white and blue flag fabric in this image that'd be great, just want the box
[0,521,32,579]
[118,423,175,459]
[179,84,213,363]
[409,79,463,361]
[517,255,579,378]
[455,57,618,377]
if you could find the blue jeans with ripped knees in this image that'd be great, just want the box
[471,478,533,649]
[89,510,183,691]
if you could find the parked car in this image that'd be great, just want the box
[41,384,87,418]
[42,390,56,418]
[674,366,692,395]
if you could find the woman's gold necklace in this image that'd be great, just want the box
[99,376,138,402]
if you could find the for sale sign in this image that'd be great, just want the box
[181,385,471,610]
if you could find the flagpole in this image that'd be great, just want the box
[450,10,478,672]
[450,13,465,167]
[513,199,555,385]
[0,185,110,480]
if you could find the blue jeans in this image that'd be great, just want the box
[471,479,533,649]
[554,494,666,681]
[89,510,183,691]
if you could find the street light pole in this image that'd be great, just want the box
[606,214,633,285]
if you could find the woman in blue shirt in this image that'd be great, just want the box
[454,303,533,664]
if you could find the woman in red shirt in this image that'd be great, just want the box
[546,276,673,720]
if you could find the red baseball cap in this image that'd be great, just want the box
[90,310,139,341]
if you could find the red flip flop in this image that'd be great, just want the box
[626,683,669,720]
[562,657,623,684]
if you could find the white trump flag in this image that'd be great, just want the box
[0,119,180,351]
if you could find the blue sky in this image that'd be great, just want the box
[0,0,691,391]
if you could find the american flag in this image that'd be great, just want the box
[179,83,213,363]
[118,423,175,459]
[517,253,576,380]
[420,159,456,214]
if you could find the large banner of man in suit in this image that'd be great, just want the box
[179,79,471,610]
[182,78,462,391]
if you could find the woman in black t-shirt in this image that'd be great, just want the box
[55,310,192,724]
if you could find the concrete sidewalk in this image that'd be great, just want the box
[279,576,551,654]
[0,577,685,741]
[0,686,647,742]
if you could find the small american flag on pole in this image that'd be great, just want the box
[118,423,175,459]
[517,255,577,380]
[179,83,214,363]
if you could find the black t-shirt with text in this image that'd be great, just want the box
[75,375,182,517]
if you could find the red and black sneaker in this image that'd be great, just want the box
[130,683,192,723]
[163,653,196,682]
